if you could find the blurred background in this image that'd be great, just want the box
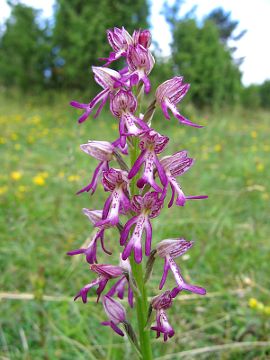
[0,0,269,359]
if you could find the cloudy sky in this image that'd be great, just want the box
[1,0,270,86]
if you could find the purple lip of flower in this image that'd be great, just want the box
[156,76,203,128]
[159,256,206,297]
[156,238,194,259]
[100,27,133,66]
[120,192,163,264]
[74,264,125,304]
[151,309,175,342]
[126,45,155,94]
[94,169,130,228]
[110,90,149,147]
[70,67,125,123]
[160,151,208,207]
[132,29,152,49]
[101,295,126,337]
[66,228,111,264]
[128,129,169,192]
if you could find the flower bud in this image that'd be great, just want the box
[102,295,126,324]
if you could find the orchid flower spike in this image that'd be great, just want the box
[132,29,152,49]
[101,295,127,336]
[156,76,203,128]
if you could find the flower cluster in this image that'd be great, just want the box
[68,27,207,346]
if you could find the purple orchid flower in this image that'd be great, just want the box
[74,264,124,303]
[77,141,114,195]
[101,295,126,336]
[110,89,149,147]
[106,256,134,307]
[132,29,152,49]
[128,129,169,192]
[156,77,203,128]
[121,192,163,263]
[150,291,175,342]
[100,27,133,66]
[70,67,125,123]
[160,151,208,206]
[126,44,155,93]
[96,169,130,227]
[156,238,206,296]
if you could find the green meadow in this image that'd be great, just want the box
[0,92,270,359]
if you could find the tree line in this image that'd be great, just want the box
[0,0,269,109]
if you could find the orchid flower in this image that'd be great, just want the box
[96,169,130,227]
[127,45,155,93]
[150,291,174,342]
[74,264,125,303]
[100,27,133,66]
[77,141,114,195]
[121,192,163,263]
[128,129,169,192]
[156,238,206,296]
[156,76,203,127]
[132,29,152,49]
[70,67,126,123]
[160,151,208,206]
[110,89,149,147]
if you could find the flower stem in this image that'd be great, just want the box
[129,138,153,360]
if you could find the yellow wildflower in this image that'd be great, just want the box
[33,175,46,186]
[262,193,269,200]
[263,306,270,315]
[248,298,258,308]
[14,144,21,150]
[256,163,264,172]
[68,175,80,182]
[0,186,8,195]
[214,144,222,152]
[10,171,22,181]
[11,133,18,140]
[250,130,257,139]
[0,137,6,144]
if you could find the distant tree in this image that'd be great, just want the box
[241,85,261,109]
[206,8,246,44]
[163,2,243,108]
[0,2,50,90]
[259,80,270,109]
[52,0,149,89]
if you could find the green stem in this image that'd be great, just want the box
[129,138,153,360]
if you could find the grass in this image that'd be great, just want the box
[0,91,270,359]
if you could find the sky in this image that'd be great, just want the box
[1,0,270,86]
